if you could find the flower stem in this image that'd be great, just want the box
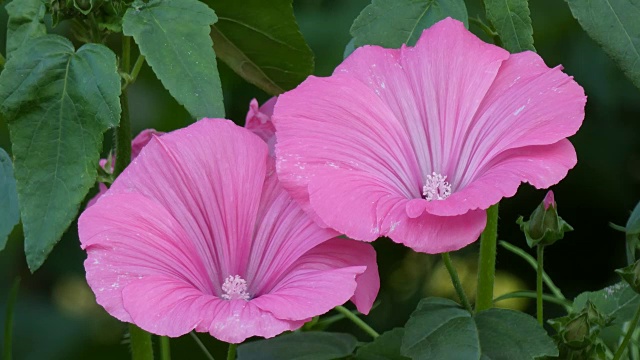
[190,332,215,360]
[536,245,545,326]
[334,305,379,338]
[442,253,472,313]
[159,336,171,360]
[114,37,132,177]
[129,325,153,360]
[227,343,237,360]
[475,203,499,312]
[130,55,146,84]
[612,302,640,360]
[493,290,572,308]
[3,277,20,360]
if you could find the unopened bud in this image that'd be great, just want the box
[516,190,573,248]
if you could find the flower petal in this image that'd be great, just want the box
[131,129,163,159]
[121,276,303,343]
[109,119,268,288]
[79,192,212,323]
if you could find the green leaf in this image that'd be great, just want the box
[355,328,409,360]
[237,332,358,360]
[0,148,19,251]
[123,0,224,119]
[573,282,640,325]
[5,0,47,59]
[351,0,468,48]
[0,35,121,271]
[626,200,640,235]
[566,0,640,89]
[205,0,314,95]
[484,0,535,53]
[401,298,557,359]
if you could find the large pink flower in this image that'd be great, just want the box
[273,18,586,253]
[79,119,379,343]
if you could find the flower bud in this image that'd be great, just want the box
[615,259,640,294]
[516,190,573,248]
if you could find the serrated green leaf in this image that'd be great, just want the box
[401,298,557,359]
[5,0,46,59]
[0,35,121,271]
[205,0,314,95]
[237,332,358,360]
[123,0,224,119]
[573,282,640,325]
[355,328,409,360]
[0,148,19,250]
[351,0,468,48]
[484,0,535,53]
[566,0,640,89]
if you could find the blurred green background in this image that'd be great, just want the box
[1,0,639,358]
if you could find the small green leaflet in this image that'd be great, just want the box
[123,0,225,119]
[0,35,121,271]
[567,0,640,89]
[5,0,47,59]
[351,0,468,48]
[237,332,358,360]
[206,0,314,95]
[484,0,535,53]
[0,148,19,250]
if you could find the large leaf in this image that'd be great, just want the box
[123,0,224,119]
[351,0,468,48]
[0,35,121,271]
[355,328,409,360]
[484,0,535,53]
[401,298,557,359]
[237,332,358,360]
[5,0,46,59]
[573,282,640,325]
[206,0,314,95]
[566,0,640,89]
[0,148,19,250]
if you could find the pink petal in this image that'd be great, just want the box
[122,276,303,343]
[131,129,164,159]
[79,193,212,323]
[109,119,268,285]
[86,183,108,208]
[246,98,277,155]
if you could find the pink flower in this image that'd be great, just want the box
[87,129,163,207]
[273,18,586,253]
[78,119,379,343]
[245,97,277,154]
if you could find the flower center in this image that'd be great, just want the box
[422,172,452,201]
[221,275,250,300]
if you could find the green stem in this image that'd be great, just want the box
[129,325,153,360]
[493,290,572,309]
[130,55,146,84]
[442,253,472,313]
[334,305,379,338]
[3,277,20,360]
[227,343,237,360]
[190,332,215,360]
[114,36,133,177]
[613,302,640,360]
[469,16,497,37]
[498,241,567,304]
[160,336,171,360]
[475,204,499,312]
[536,245,544,326]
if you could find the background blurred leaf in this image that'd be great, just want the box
[351,0,468,48]
[0,35,121,271]
[566,0,640,89]
[123,0,224,119]
[237,332,357,360]
[401,297,557,359]
[5,0,46,59]
[0,147,19,251]
[355,328,409,360]
[484,0,535,53]
[206,0,314,95]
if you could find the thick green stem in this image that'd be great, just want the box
[476,204,499,312]
[442,253,472,312]
[227,343,237,360]
[334,305,379,339]
[129,325,153,360]
[160,336,171,360]
[613,302,640,360]
[114,37,133,177]
[536,245,544,326]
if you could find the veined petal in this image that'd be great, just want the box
[245,97,277,148]
[109,119,268,289]
[131,129,163,159]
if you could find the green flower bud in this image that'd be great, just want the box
[615,259,640,294]
[516,190,573,248]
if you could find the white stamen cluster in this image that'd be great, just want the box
[221,275,250,301]
[422,172,452,201]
